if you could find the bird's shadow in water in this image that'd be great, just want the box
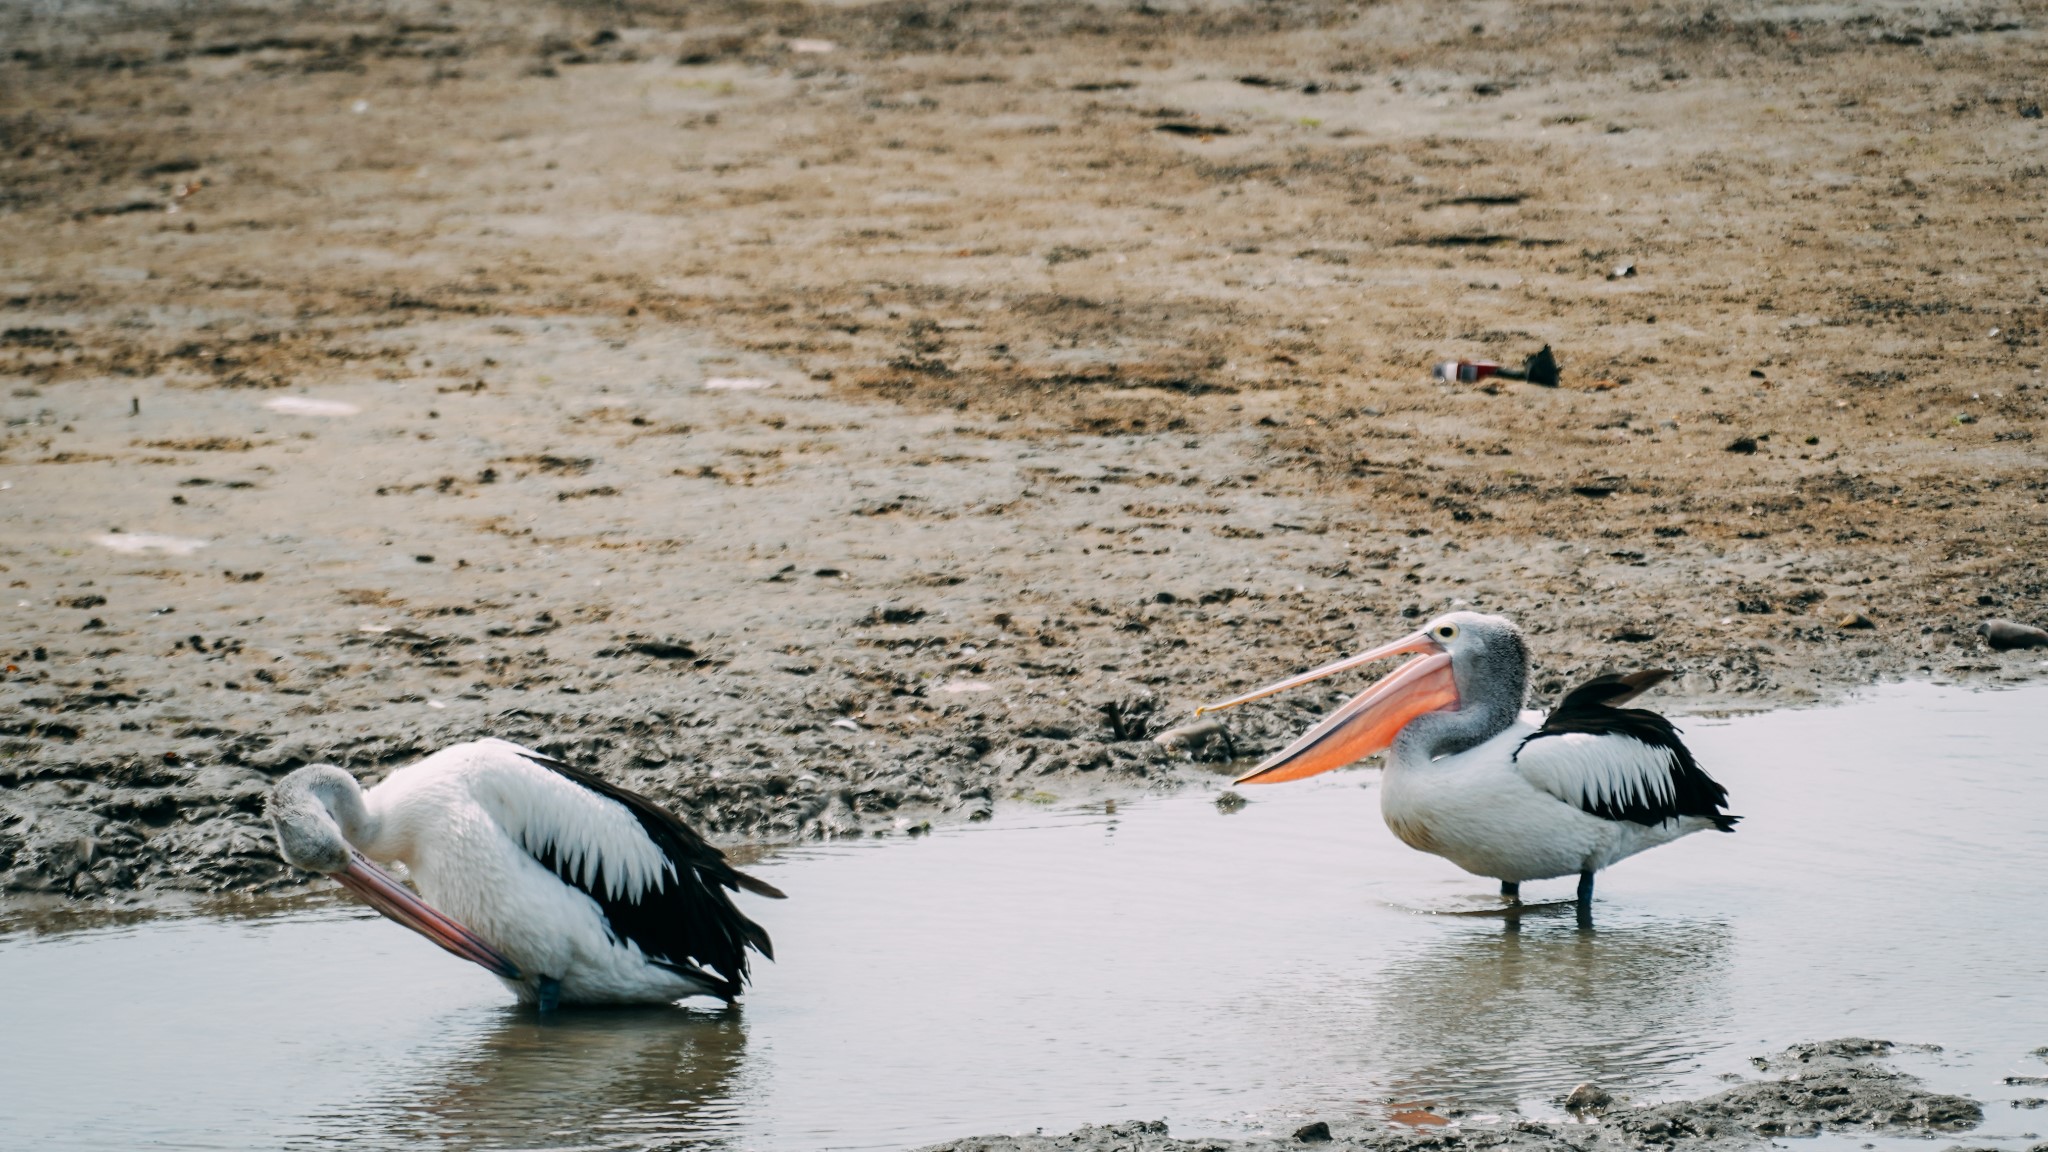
[1350,912,1735,1118]
[310,1002,750,1151]
[1431,899,1580,920]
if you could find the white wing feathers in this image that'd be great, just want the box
[458,738,672,901]
[1515,731,1679,817]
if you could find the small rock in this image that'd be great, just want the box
[1293,1121,1332,1143]
[2013,1098,2047,1110]
[626,639,698,660]
[1726,435,1759,454]
[1566,1082,1613,1114]
[1609,261,1637,279]
[1215,790,1247,813]
[1154,718,1236,761]
[1980,619,2048,650]
[1837,611,1875,630]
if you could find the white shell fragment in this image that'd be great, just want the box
[93,533,207,555]
[264,397,360,416]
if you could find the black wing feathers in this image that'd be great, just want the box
[1554,669,1674,711]
[516,750,783,999]
[1522,670,1739,831]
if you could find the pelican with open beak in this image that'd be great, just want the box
[1200,612,1737,908]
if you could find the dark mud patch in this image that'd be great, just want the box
[922,1040,1984,1152]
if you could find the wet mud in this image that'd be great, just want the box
[4,0,2048,903]
[924,1041,1993,1152]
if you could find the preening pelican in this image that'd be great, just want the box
[1201,612,1736,908]
[268,738,784,1009]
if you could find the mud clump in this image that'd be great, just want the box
[1627,1038,1981,1144]
[919,1041,1982,1152]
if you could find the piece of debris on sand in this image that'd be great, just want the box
[1431,345,1560,388]
[916,1039,1981,1152]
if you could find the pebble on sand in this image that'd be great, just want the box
[1837,611,1875,630]
[1979,619,2048,651]
[1291,1121,1331,1143]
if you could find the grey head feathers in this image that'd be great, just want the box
[1424,611,1531,716]
[267,764,365,875]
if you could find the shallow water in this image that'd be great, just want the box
[5,681,2048,1151]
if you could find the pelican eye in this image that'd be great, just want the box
[1435,624,1458,639]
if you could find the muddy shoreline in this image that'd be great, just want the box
[6,0,2048,906]
[922,1041,1996,1152]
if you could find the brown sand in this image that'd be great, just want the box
[3,0,2045,900]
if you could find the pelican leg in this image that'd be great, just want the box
[1576,870,1594,906]
[537,975,562,1013]
[1500,880,1520,904]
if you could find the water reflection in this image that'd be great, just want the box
[300,1007,749,1151]
[12,682,2048,1151]
[1361,915,1733,1113]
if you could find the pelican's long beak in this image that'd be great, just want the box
[1198,630,1460,785]
[335,849,523,979]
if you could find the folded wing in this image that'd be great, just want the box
[464,738,784,998]
[1513,673,1738,830]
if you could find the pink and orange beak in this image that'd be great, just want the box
[1197,630,1461,785]
[334,849,522,980]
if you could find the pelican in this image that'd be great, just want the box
[268,738,784,1009]
[1200,612,1736,908]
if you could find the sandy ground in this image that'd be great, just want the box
[923,1040,1992,1152]
[3,0,2048,901]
